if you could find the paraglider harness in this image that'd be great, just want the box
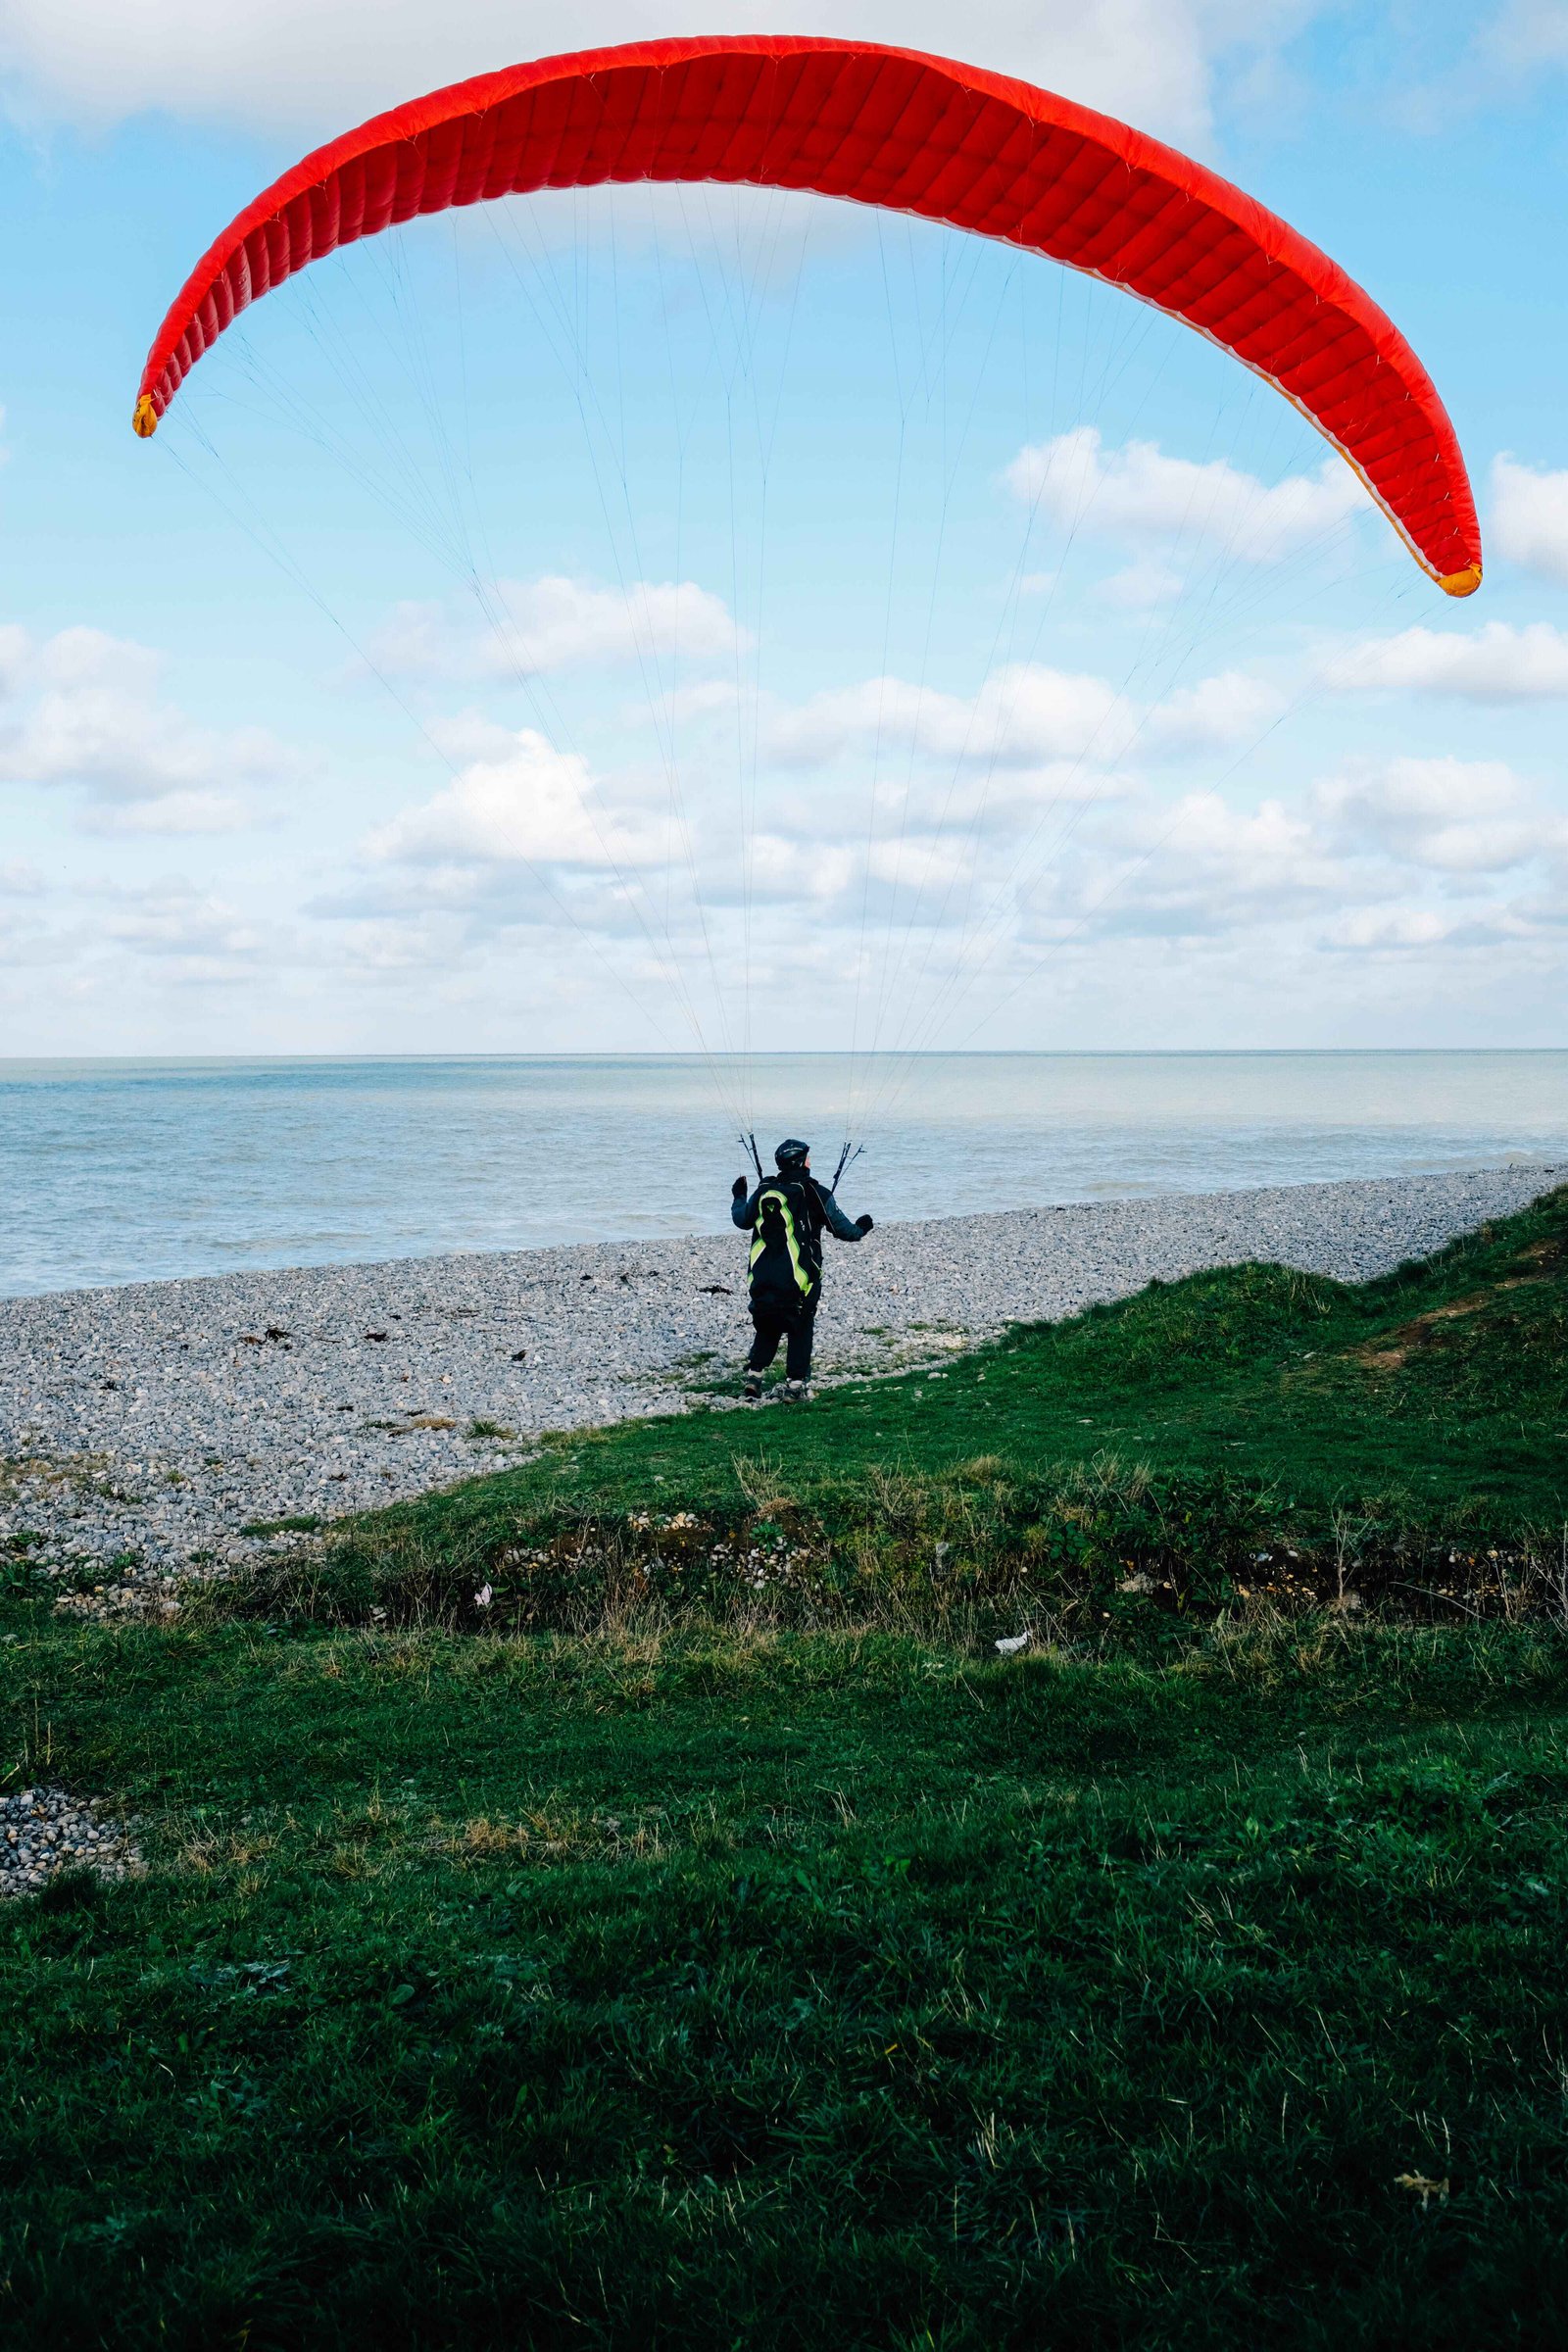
[740,1135,861,1309]
[749,1170,821,1303]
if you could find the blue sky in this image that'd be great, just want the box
[1,0,1567,1070]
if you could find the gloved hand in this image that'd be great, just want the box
[732,1176,749,1200]
[856,1213,874,1235]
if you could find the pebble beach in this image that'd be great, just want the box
[0,1165,1558,1595]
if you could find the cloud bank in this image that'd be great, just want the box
[0,627,298,832]
[0,0,1328,148]
[1004,426,1367,562]
[1492,454,1568,589]
[1330,621,1568,701]
[370,576,743,684]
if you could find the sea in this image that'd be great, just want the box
[1,1052,1564,1298]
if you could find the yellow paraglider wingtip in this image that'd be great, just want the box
[132,394,159,439]
[1440,563,1482,597]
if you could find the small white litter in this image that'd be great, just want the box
[994,1632,1031,1656]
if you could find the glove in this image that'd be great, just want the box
[732,1176,749,1200]
[856,1213,874,1235]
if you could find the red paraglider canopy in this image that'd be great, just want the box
[133,33,1482,593]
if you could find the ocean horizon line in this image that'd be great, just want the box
[4,1046,1567,1069]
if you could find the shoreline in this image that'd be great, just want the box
[1,1164,1560,1591]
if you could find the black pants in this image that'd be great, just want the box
[748,1291,817,1382]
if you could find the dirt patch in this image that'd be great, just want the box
[1357,1346,1410,1373]
[1352,1275,1551,1372]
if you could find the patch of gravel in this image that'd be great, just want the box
[0,1787,142,1897]
[0,1165,1558,1596]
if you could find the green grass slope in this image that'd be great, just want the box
[273,1185,1568,1635]
[3,1189,1567,2346]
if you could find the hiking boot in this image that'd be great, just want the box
[783,1378,810,1403]
[742,1368,763,1401]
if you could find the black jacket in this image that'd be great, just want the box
[732,1170,865,1303]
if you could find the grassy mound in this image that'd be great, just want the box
[243,1185,1568,1636]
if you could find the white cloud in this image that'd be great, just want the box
[761,657,1275,776]
[1324,905,1470,952]
[867,835,972,895]
[1021,786,1345,942]
[766,664,1122,769]
[370,576,742,683]
[367,720,662,868]
[0,2,1326,148]
[1157,789,1333,886]
[1391,7,1568,138]
[83,791,260,837]
[33,626,159,696]
[1485,1,1568,69]
[1319,898,1561,952]
[1131,789,1336,909]
[95,879,268,965]
[1098,557,1185,610]
[637,679,743,730]
[1328,620,1568,700]
[0,900,72,968]
[1144,669,1280,752]
[1315,757,1565,874]
[1491,454,1568,588]
[1004,425,1366,561]
[0,625,297,828]
[1006,742,1568,956]
[0,623,28,696]
[747,834,863,905]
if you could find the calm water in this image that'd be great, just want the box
[0,1053,1563,1298]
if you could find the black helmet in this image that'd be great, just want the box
[775,1138,810,1167]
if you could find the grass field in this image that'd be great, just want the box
[2,1190,1566,2346]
